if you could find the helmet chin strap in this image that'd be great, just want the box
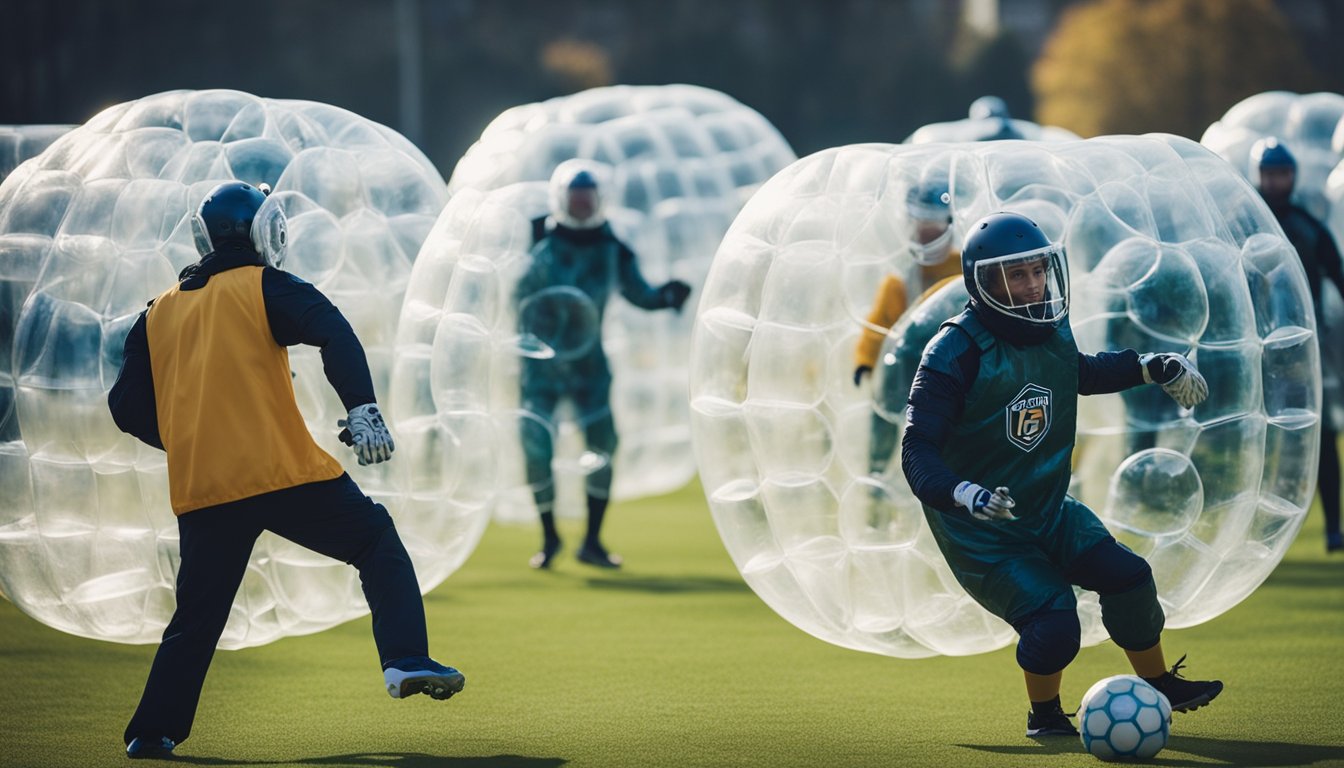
[553,210,606,230]
[910,227,953,266]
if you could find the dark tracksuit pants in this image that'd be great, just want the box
[124,473,427,745]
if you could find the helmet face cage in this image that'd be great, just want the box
[972,245,1069,324]
[190,209,214,258]
[906,187,953,266]
[548,162,607,230]
[250,196,288,269]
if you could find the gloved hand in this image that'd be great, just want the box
[853,365,872,387]
[661,280,692,312]
[1140,352,1208,409]
[953,481,1018,521]
[337,403,395,465]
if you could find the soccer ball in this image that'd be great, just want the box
[1079,675,1172,761]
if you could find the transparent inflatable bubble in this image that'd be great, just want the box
[906,117,1079,145]
[0,125,73,182]
[441,84,795,520]
[1205,91,1344,431]
[691,136,1317,657]
[1201,91,1344,221]
[0,90,460,648]
[516,286,602,362]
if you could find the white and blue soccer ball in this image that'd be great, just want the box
[1079,675,1172,761]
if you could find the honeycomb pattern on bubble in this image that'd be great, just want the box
[905,116,1079,144]
[689,137,1316,658]
[436,85,795,521]
[0,89,467,648]
[0,125,73,182]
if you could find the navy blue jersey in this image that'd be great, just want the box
[901,309,1143,512]
[1268,201,1344,319]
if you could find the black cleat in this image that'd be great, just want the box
[1026,701,1079,737]
[126,736,176,759]
[1145,654,1223,712]
[576,541,622,569]
[1327,532,1343,553]
[383,656,466,700]
[529,539,562,570]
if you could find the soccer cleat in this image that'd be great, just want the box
[383,656,466,700]
[126,736,176,759]
[1145,654,1223,712]
[1327,531,1343,553]
[529,539,562,570]
[1025,702,1079,737]
[576,541,622,569]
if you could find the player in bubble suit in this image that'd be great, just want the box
[518,162,692,570]
[900,212,1223,738]
[853,176,962,478]
[108,182,465,760]
[968,95,1026,141]
[1252,137,1344,553]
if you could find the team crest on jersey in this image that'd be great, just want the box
[1005,383,1051,451]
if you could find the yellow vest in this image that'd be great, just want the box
[146,266,344,514]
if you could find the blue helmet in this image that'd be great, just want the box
[962,211,1069,343]
[969,95,1010,121]
[190,181,288,267]
[1250,136,1296,170]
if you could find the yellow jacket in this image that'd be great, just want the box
[854,256,962,369]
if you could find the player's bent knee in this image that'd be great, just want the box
[1099,574,1164,651]
[1014,609,1080,675]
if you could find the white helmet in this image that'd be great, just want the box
[548,160,608,230]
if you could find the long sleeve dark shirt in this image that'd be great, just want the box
[108,250,374,449]
[900,326,1143,511]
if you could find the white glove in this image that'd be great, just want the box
[337,403,395,465]
[1140,352,1208,409]
[953,481,1018,521]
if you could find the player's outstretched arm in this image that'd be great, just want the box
[1140,352,1208,409]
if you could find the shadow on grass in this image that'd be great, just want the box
[170,753,566,767]
[584,575,750,594]
[1261,559,1344,589]
[957,736,1344,766]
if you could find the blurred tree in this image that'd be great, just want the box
[1032,0,1319,138]
[541,39,614,90]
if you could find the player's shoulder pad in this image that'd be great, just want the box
[920,311,984,377]
[941,308,995,352]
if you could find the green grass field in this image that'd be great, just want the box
[3,481,1343,768]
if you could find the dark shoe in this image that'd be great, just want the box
[529,539,562,570]
[1026,702,1079,737]
[1145,654,1223,712]
[383,656,466,700]
[126,736,175,759]
[1327,532,1343,553]
[576,541,622,569]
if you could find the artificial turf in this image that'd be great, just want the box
[2,481,1342,768]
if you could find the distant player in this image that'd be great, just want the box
[901,211,1223,737]
[517,161,691,569]
[1253,137,1344,553]
[968,95,1025,141]
[854,176,961,478]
